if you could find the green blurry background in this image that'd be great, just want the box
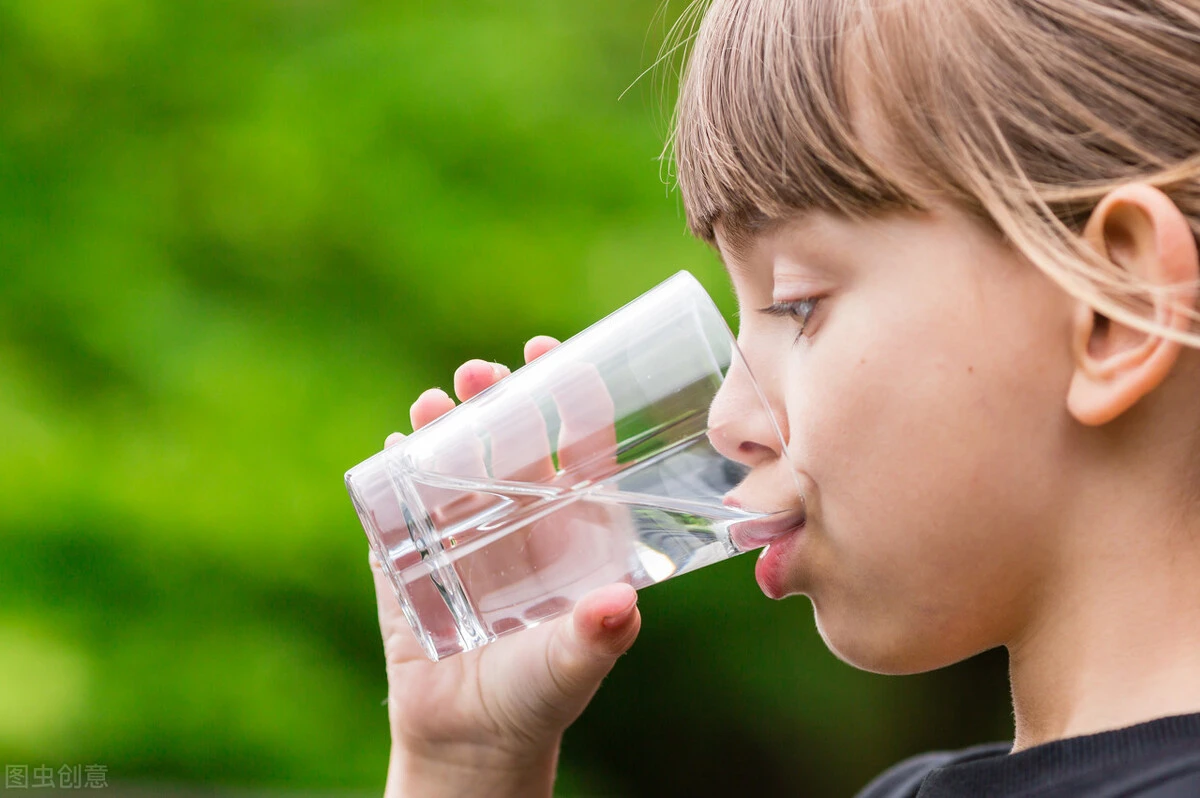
[0,1,1012,795]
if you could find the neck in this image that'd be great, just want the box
[1007,492,1200,752]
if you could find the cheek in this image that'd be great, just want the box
[789,293,1017,485]
[782,284,1074,668]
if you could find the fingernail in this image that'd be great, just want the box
[601,598,638,630]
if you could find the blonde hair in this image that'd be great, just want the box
[667,0,1200,343]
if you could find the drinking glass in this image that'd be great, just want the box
[346,271,801,660]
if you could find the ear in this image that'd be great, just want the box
[1067,184,1199,426]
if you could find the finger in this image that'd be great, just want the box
[399,384,498,646]
[410,388,455,431]
[548,362,618,480]
[485,387,557,483]
[524,336,561,364]
[577,582,641,633]
[453,357,555,600]
[454,359,510,403]
[408,384,488,526]
[487,582,640,734]
[546,583,641,698]
[452,384,556,601]
[452,359,554,483]
[385,432,406,448]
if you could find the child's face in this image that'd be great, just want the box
[712,206,1082,674]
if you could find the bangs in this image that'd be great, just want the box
[671,0,921,242]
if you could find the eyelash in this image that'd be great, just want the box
[759,297,823,342]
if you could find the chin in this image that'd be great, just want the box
[812,602,976,676]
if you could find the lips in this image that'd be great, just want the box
[723,482,809,598]
[754,527,805,600]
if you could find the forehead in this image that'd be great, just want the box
[672,0,925,242]
[713,212,848,273]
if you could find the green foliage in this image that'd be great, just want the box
[0,1,1009,795]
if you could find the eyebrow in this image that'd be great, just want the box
[714,215,794,275]
[719,213,855,286]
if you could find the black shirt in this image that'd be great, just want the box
[856,713,1200,797]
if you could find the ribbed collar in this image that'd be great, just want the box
[919,713,1200,797]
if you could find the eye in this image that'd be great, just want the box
[758,298,823,342]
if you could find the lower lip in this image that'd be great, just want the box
[754,522,805,599]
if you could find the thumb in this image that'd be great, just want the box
[544,583,641,706]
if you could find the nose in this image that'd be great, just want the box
[706,351,786,468]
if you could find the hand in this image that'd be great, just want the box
[371,336,643,798]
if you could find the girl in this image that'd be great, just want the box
[369,1,1200,795]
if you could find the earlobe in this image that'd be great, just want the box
[1066,184,1199,427]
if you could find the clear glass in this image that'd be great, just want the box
[345,271,801,660]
